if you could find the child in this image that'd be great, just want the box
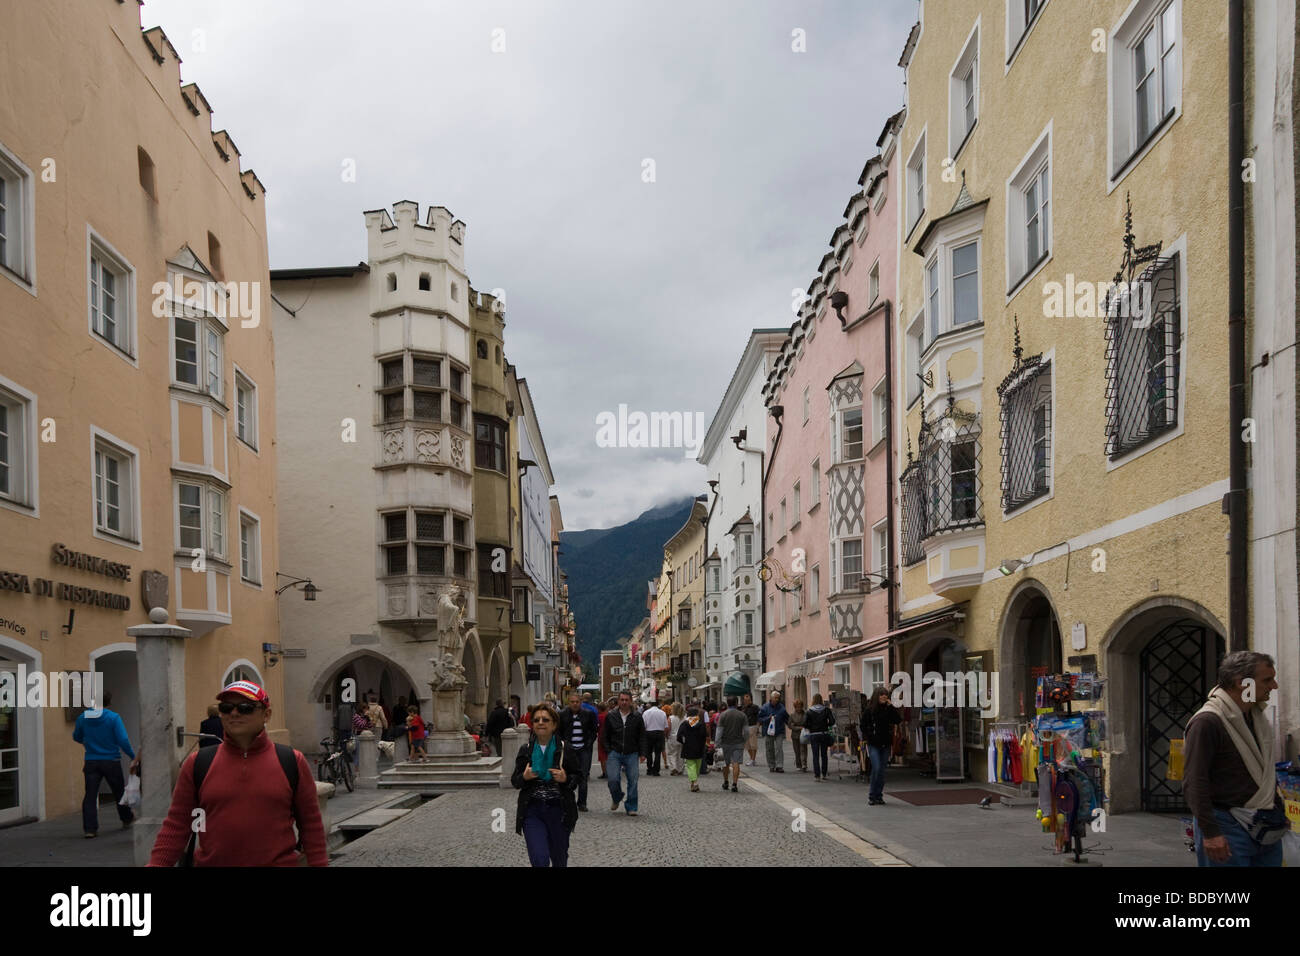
[406,705,428,762]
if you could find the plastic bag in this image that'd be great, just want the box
[1281,830,1300,868]
[120,772,141,810]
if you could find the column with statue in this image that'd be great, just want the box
[424,584,476,755]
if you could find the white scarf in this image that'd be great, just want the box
[1191,687,1275,810]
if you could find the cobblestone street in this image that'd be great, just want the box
[336,765,875,867]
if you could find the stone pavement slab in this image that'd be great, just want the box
[336,765,874,867]
[740,738,1195,867]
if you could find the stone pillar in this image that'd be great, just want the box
[499,727,519,788]
[126,621,193,867]
[315,780,335,832]
[356,730,379,788]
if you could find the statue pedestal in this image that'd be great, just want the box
[426,687,475,755]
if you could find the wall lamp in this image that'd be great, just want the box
[275,573,320,601]
[830,290,849,329]
[997,558,1026,576]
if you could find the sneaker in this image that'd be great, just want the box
[84,832,97,839]
[626,810,638,817]
[722,777,730,790]
[611,797,621,812]
[731,783,738,793]
[578,805,589,812]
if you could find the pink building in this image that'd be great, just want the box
[761,110,903,705]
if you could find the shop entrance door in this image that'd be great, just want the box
[0,661,22,825]
[1139,621,1223,812]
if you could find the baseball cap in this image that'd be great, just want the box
[218,679,270,706]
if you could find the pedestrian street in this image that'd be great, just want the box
[334,762,877,868]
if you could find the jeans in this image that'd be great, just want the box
[522,800,570,867]
[809,733,830,778]
[1193,809,1284,867]
[867,744,888,800]
[82,760,133,833]
[645,731,665,773]
[607,750,640,812]
[573,746,593,808]
[764,734,784,769]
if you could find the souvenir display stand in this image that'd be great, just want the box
[1028,673,1109,864]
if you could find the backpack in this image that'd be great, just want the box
[180,742,302,867]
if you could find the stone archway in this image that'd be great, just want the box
[997,580,1063,720]
[0,636,44,823]
[1101,597,1227,814]
[461,629,486,724]
[487,643,508,711]
[306,649,423,746]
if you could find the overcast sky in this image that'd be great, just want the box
[143,0,916,530]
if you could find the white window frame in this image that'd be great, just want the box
[802,385,810,423]
[90,427,141,549]
[839,538,863,593]
[174,478,229,561]
[949,20,980,158]
[838,406,863,463]
[906,312,926,405]
[1005,123,1053,299]
[906,129,927,237]
[87,228,137,363]
[863,657,885,694]
[171,315,226,403]
[1108,0,1181,191]
[792,481,801,522]
[238,507,262,586]
[871,377,887,448]
[1006,0,1051,71]
[234,367,258,451]
[808,565,820,610]
[833,662,851,688]
[0,141,36,294]
[868,260,880,306]
[870,520,888,593]
[809,458,820,511]
[0,375,38,516]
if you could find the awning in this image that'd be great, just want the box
[723,671,751,696]
[754,670,785,688]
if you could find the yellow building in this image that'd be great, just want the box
[661,498,707,702]
[892,0,1290,809]
[0,1,281,821]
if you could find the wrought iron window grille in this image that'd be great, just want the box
[1103,194,1180,460]
[900,395,984,560]
[997,316,1052,512]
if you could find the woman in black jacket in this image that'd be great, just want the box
[859,685,902,805]
[511,702,582,867]
[675,706,710,792]
[803,694,836,781]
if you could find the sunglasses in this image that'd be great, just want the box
[218,700,263,715]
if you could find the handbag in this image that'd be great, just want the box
[1228,803,1289,845]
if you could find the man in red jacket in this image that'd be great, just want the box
[147,680,328,867]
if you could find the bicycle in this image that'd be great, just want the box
[316,734,354,792]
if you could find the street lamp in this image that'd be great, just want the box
[275,573,320,601]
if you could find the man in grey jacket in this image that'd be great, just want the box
[715,697,749,793]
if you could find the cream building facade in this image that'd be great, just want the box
[892,0,1296,808]
[0,1,281,821]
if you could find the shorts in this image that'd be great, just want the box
[722,744,745,765]
[746,725,759,746]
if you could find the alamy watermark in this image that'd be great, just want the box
[150,274,261,328]
[889,666,998,718]
[595,404,706,458]
[0,666,104,713]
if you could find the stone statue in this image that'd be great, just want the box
[435,585,467,659]
[428,652,467,693]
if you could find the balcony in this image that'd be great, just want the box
[900,405,985,599]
